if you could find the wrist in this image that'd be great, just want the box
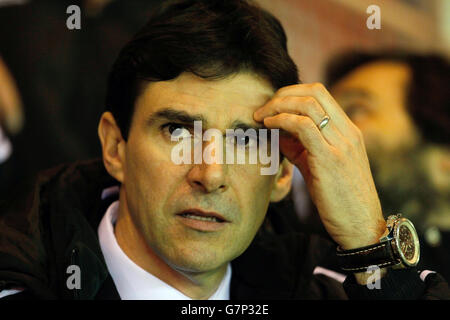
[338,219,387,250]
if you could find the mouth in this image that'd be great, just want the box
[176,209,229,232]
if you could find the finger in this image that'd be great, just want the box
[272,83,353,135]
[253,95,344,147]
[263,113,330,158]
[315,115,346,147]
[254,96,326,126]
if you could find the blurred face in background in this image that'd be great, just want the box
[330,61,419,159]
[330,61,450,228]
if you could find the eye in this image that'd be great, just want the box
[162,123,192,140]
[233,133,258,149]
[344,103,370,121]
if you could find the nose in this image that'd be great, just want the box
[187,162,228,194]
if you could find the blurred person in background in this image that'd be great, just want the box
[0,0,163,202]
[325,52,450,280]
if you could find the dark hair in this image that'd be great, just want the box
[325,51,450,145]
[105,0,299,139]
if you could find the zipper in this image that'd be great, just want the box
[70,247,80,300]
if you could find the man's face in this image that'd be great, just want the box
[330,61,418,158]
[121,72,279,273]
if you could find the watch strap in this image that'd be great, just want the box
[336,241,400,272]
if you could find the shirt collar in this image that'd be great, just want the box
[98,200,232,300]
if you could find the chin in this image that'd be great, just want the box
[164,243,231,273]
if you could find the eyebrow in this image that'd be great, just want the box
[146,108,207,126]
[229,120,264,132]
[147,107,263,132]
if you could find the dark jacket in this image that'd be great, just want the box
[0,160,449,300]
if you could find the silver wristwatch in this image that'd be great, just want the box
[379,214,420,269]
[336,214,420,272]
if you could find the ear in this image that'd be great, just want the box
[98,111,126,183]
[270,158,294,202]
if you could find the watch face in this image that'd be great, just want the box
[395,218,420,266]
[399,225,415,260]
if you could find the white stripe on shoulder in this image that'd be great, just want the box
[419,270,436,282]
[0,289,23,299]
[313,266,347,283]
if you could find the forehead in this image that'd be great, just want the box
[332,61,411,96]
[134,72,275,128]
